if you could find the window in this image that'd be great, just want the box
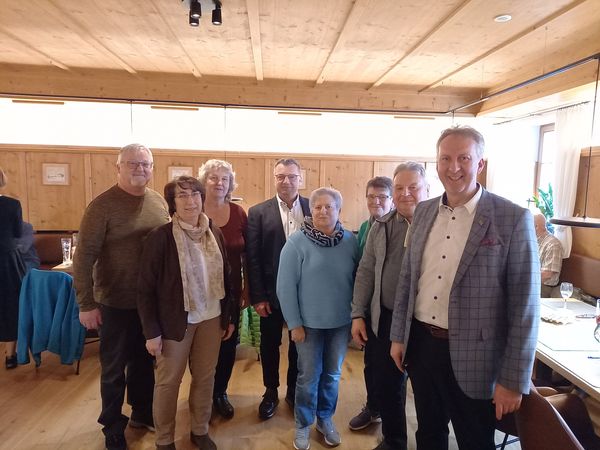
[535,123,555,195]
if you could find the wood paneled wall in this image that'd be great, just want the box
[572,148,600,259]
[2,144,600,259]
[0,145,430,232]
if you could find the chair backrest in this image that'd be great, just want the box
[515,388,585,450]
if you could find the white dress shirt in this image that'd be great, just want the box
[276,194,304,239]
[414,186,482,329]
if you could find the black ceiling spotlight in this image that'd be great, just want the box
[212,0,222,26]
[189,10,200,27]
[190,0,202,19]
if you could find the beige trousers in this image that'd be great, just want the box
[153,316,222,445]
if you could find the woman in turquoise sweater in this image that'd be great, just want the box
[277,187,359,450]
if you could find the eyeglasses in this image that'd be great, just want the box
[122,160,153,170]
[175,191,201,199]
[366,194,391,202]
[208,175,230,184]
[275,174,300,182]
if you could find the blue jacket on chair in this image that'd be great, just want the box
[17,269,86,366]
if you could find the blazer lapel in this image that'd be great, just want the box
[451,191,492,290]
[412,200,440,281]
[268,197,286,241]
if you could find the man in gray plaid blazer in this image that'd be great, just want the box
[390,126,540,450]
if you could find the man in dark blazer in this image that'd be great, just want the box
[390,126,540,450]
[247,158,311,420]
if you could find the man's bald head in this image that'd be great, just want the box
[534,214,547,235]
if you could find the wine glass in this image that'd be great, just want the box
[595,299,600,343]
[560,282,573,310]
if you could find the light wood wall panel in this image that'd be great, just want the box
[25,152,86,230]
[572,151,600,259]
[226,157,265,212]
[0,151,29,221]
[90,152,119,199]
[321,160,374,229]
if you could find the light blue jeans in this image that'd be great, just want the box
[294,324,351,428]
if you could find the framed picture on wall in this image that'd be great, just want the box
[299,169,306,190]
[42,163,70,185]
[168,166,193,180]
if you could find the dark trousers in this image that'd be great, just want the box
[260,307,298,395]
[406,320,496,450]
[363,326,380,414]
[98,305,154,437]
[369,307,407,449]
[213,322,239,395]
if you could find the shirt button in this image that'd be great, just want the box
[452,217,456,220]
[446,235,450,239]
[432,316,436,320]
[438,275,442,279]
[442,255,446,259]
[434,296,438,300]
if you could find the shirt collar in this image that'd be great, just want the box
[438,184,482,215]
[276,193,299,208]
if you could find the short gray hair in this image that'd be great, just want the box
[116,143,153,164]
[436,125,485,159]
[310,187,343,211]
[198,159,237,201]
[273,158,301,173]
[393,161,427,181]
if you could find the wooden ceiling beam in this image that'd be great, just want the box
[368,0,472,90]
[41,1,138,75]
[147,0,203,78]
[246,0,264,81]
[0,65,476,113]
[315,0,371,85]
[419,0,588,93]
[0,26,70,71]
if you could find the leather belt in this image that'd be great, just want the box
[416,319,449,339]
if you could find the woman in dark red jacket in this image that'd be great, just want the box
[137,176,234,450]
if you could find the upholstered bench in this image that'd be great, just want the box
[33,231,76,270]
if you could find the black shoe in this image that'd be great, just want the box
[105,433,127,450]
[258,388,279,420]
[190,432,216,450]
[213,393,234,419]
[5,355,17,370]
[285,391,295,408]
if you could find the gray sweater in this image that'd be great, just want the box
[351,209,410,337]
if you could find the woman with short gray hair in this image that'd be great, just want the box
[277,187,358,450]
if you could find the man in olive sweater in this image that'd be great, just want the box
[74,143,170,450]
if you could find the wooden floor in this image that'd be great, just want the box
[0,339,516,450]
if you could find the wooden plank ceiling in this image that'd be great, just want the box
[0,0,599,115]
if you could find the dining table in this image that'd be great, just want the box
[536,297,600,402]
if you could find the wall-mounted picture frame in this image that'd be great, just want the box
[42,163,70,185]
[299,169,307,190]
[168,166,193,180]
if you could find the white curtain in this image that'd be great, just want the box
[486,122,538,207]
[553,103,592,258]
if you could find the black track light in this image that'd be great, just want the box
[189,10,199,27]
[212,8,222,25]
[190,0,201,19]
[212,0,222,25]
